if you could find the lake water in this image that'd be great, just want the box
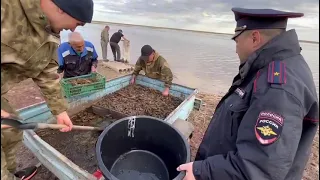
[61,23,319,96]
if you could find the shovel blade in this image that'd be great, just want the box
[1,118,37,130]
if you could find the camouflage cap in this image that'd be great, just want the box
[52,0,94,23]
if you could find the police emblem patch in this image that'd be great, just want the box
[255,111,284,145]
[235,88,246,98]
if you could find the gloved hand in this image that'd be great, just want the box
[93,169,105,180]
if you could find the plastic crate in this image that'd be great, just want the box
[60,73,106,98]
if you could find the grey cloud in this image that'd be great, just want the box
[94,0,318,16]
[93,0,319,33]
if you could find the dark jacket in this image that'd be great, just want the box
[110,32,123,44]
[57,41,98,78]
[193,29,319,180]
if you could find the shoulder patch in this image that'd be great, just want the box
[234,88,246,98]
[86,47,94,52]
[255,111,284,145]
[267,61,286,84]
[62,50,70,58]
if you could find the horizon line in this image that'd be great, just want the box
[91,20,319,44]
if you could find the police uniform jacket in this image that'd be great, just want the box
[193,29,319,180]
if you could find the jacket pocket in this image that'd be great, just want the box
[229,102,249,137]
[65,59,77,70]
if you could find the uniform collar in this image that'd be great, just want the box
[239,29,301,80]
[146,51,160,66]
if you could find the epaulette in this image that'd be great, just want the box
[267,60,286,84]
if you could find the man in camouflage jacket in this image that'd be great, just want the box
[130,45,173,96]
[1,0,94,179]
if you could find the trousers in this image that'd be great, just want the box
[110,42,121,61]
[1,97,23,180]
[100,40,109,60]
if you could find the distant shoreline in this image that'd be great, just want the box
[92,20,319,44]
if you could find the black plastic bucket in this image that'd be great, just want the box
[95,116,190,180]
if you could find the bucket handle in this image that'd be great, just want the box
[127,117,136,138]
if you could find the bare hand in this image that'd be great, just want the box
[56,111,73,132]
[1,109,12,129]
[59,73,64,80]
[162,87,170,96]
[177,162,196,180]
[1,109,10,118]
[91,66,97,73]
[130,77,135,85]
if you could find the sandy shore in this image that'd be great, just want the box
[4,62,318,179]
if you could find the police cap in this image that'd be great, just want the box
[52,0,94,23]
[231,8,304,40]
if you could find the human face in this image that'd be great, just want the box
[40,0,86,33]
[70,41,85,53]
[234,30,260,64]
[148,52,155,62]
[47,8,85,33]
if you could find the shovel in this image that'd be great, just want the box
[1,117,112,132]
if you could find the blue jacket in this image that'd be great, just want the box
[57,41,98,78]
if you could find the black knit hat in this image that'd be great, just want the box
[52,0,94,23]
[140,45,154,61]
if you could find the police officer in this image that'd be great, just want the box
[1,0,94,179]
[57,32,98,78]
[130,45,173,96]
[110,29,128,62]
[177,8,319,180]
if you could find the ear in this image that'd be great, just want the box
[57,7,64,14]
[252,30,261,46]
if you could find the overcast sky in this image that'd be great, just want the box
[92,0,319,41]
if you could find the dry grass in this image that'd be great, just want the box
[187,93,222,159]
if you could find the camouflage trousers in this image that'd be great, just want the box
[101,40,109,60]
[1,97,23,180]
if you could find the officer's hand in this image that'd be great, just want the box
[162,87,170,96]
[91,66,97,73]
[1,109,12,129]
[130,77,135,85]
[56,111,73,132]
[177,162,196,180]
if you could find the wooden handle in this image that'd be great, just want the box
[37,123,103,131]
